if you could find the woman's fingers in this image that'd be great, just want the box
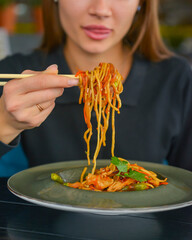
[6,65,78,95]
[17,65,78,94]
[3,84,63,112]
[11,73,79,95]
[20,74,79,93]
[1,64,78,132]
[35,100,55,114]
[34,102,56,127]
[19,88,64,108]
[22,64,58,75]
[9,100,55,129]
[20,101,56,129]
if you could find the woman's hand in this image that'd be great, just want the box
[0,64,79,144]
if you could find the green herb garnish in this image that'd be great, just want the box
[124,169,146,182]
[111,156,128,173]
[111,156,146,182]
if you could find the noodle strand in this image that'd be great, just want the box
[76,63,123,174]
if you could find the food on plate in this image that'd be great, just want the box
[51,157,168,192]
[51,64,168,192]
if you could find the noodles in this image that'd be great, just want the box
[51,157,168,192]
[51,63,168,192]
[76,63,123,174]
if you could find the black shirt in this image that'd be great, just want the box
[0,46,192,171]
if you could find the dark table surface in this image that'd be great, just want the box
[0,177,192,240]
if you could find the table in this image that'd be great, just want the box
[0,178,191,240]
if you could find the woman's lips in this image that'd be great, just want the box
[82,25,112,40]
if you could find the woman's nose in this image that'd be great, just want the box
[88,0,112,19]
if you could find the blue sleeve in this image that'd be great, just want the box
[0,135,21,157]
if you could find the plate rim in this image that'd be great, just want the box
[7,160,192,215]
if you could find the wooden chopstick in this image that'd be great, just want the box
[0,74,77,86]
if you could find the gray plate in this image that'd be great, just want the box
[7,160,192,215]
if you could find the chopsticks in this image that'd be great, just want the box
[0,74,77,86]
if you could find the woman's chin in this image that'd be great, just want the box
[81,44,112,55]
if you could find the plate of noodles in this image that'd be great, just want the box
[7,159,192,215]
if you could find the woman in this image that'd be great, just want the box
[0,0,192,171]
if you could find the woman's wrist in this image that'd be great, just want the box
[0,121,22,145]
[0,101,22,145]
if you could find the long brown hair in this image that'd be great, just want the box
[40,0,173,61]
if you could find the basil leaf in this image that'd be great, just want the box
[124,169,146,182]
[111,156,128,173]
[111,157,146,182]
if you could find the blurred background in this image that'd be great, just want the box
[159,0,192,65]
[0,0,192,63]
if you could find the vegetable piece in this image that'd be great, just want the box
[121,186,130,191]
[51,173,64,184]
[122,183,148,191]
[86,174,114,190]
[160,182,168,185]
[134,183,148,191]
[111,157,146,182]
[111,156,128,173]
[68,182,83,188]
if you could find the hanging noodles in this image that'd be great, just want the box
[75,63,123,175]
